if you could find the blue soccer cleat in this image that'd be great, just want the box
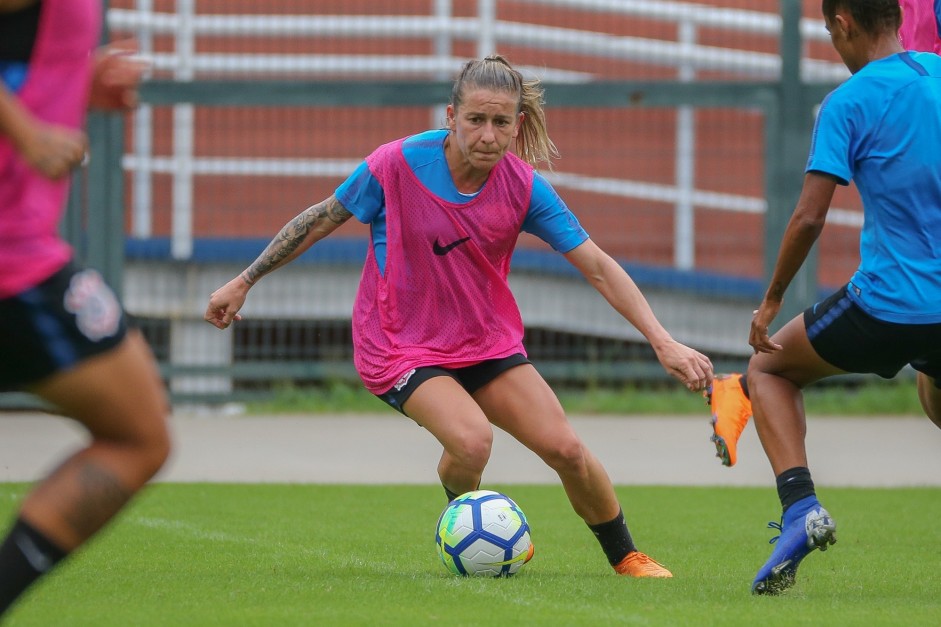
[751,495,837,595]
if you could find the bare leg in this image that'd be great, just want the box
[405,364,666,574]
[917,372,941,430]
[403,376,493,496]
[747,316,844,476]
[19,330,171,550]
[746,316,845,593]
[473,364,620,525]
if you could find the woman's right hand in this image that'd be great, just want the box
[204,276,250,329]
[749,300,783,354]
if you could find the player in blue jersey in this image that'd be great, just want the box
[707,0,941,471]
[745,0,941,595]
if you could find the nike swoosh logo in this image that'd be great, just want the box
[433,236,471,256]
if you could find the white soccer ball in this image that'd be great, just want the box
[435,490,533,577]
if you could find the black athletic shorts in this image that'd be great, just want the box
[804,285,941,387]
[0,262,128,391]
[377,353,531,415]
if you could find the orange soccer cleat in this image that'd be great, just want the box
[705,373,752,467]
[614,551,673,578]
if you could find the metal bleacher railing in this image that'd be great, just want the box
[48,0,855,403]
[108,0,852,266]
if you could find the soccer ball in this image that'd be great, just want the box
[435,490,533,577]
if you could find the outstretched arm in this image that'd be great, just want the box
[204,195,353,329]
[564,239,713,391]
[750,172,836,354]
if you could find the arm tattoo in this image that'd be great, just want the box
[243,196,352,284]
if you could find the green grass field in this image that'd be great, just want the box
[249,377,927,416]
[2,484,939,626]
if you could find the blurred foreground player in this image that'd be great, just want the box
[0,0,170,618]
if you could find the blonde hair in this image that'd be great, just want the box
[449,54,559,169]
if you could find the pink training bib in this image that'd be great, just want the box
[899,0,941,53]
[352,137,535,394]
[0,0,100,298]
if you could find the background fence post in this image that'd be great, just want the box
[85,112,127,297]
[764,0,819,328]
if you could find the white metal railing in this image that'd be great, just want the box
[108,9,848,81]
[110,1,856,264]
[514,0,834,42]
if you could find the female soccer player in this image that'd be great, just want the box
[206,55,713,578]
[0,0,170,617]
[706,0,941,470]
[745,0,941,595]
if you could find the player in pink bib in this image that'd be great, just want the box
[352,133,533,394]
[0,0,169,617]
[207,55,713,579]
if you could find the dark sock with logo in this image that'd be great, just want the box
[776,466,816,513]
[0,517,68,617]
[739,373,750,399]
[588,509,637,565]
[443,481,481,503]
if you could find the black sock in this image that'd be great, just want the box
[776,467,816,513]
[739,373,750,399]
[443,480,481,503]
[443,485,460,502]
[588,509,636,566]
[0,518,68,617]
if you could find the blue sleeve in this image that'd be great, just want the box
[936,0,941,37]
[0,62,28,92]
[335,160,385,224]
[521,173,589,253]
[805,91,853,185]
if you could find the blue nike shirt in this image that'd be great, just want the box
[807,51,941,323]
